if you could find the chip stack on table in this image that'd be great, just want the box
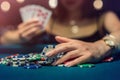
[0,45,64,69]
[0,45,114,69]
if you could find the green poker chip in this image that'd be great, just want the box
[77,64,95,68]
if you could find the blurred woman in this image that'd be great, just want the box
[0,0,103,45]
[1,0,120,66]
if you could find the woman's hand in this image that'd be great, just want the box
[46,36,111,67]
[1,19,43,44]
[17,19,43,41]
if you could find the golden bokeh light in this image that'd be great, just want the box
[93,0,103,10]
[0,1,11,12]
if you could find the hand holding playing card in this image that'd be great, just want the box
[0,5,52,45]
[19,5,52,31]
[0,5,52,44]
[1,19,43,44]
[14,4,52,42]
[17,19,42,41]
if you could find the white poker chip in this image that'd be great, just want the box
[57,64,64,67]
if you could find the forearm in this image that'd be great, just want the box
[94,39,111,58]
[0,31,21,45]
[98,12,120,53]
[94,30,120,59]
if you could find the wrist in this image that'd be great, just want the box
[94,40,111,57]
[0,35,7,45]
[96,40,111,50]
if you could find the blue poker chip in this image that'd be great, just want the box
[24,54,30,58]
[25,62,35,66]
[24,64,42,69]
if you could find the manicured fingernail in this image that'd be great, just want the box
[52,61,57,65]
[45,52,50,56]
[45,52,51,56]
[64,63,71,67]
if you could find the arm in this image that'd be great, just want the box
[45,12,120,67]
[103,12,120,47]
[0,19,42,45]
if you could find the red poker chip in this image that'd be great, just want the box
[103,57,114,62]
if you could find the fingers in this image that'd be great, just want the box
[20,27,41,40]
[18,21,41,34]
[45,43,76,56]
[18,19,39,29]
[54,51,92,67]
[18,19,44,41]
[55,36,73,43]
[53,50,80,65]
[64,55,88,67]
[65,51,92,67]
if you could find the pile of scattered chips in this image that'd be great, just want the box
[0,45,114,69]
[0,45,64,69]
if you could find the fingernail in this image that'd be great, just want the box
[64,63,71,67]
[45,52,51,56]
[52,61,57,65]
[53,60,60,65]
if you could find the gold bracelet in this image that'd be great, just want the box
[103,34,116,49]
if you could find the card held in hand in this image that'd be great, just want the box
[19,5,52,31]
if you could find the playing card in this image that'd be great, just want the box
[41,7,52,27]
[19,5,52,30]
[33,5,52,29]
[31,5,45,28]
[20,5,31,21]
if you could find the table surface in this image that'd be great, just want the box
[0,45,120,80]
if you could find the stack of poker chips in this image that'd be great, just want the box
[0,45,114,69]
[0,45,64,69]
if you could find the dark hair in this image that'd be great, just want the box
[52,0,100,22]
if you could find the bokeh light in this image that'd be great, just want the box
[93,0,103,10]
[0,1,11,12]
[49,0,58,9]
[16,0,25,3]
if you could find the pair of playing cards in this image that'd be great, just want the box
[19,5,52,30]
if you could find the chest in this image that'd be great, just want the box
[50,22,98,38]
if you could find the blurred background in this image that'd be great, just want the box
[0,0,120,34]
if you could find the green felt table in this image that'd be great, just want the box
[0,45,120,80]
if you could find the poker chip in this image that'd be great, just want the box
[103,57,114,62]
[2,45,113,69]
[57,64,65,67]
[0,45,65,69]
[77,64,95,68]
[24,64,42,69]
